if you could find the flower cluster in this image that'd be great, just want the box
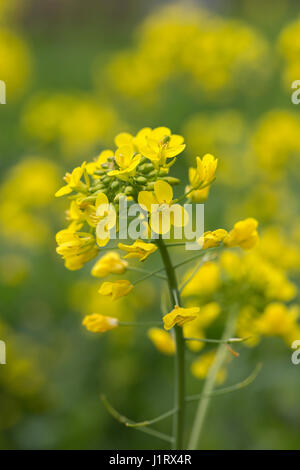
[102,4,269,102]
[55,126,262,357]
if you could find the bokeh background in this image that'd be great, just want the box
[0,0,300,449]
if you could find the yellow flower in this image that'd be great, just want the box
[236,306,260,347]
[163,305,199,330]
[183,302,221,352]
[191,350,227,384]
[91,252,128,277]
[82,314,119,333]
[224,218,259,250]
[198,229,228,249]
[94,192,117,247]
[139,127,185,167]
[86,150,114,175]
[182,261,220,297]
[56,227,98,270]
[114,127,151,152]
[108,145,141,181]
[148,328,175,355]
[118,240,157,262]
[55,162,86,197]
[256,302,299,344]
[138,180,188,234]
[98,279,133,300]
[190,154,218,188]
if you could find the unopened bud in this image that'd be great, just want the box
[125,186,134,195]
[158,168,169,176]
[110,180,120,190]
[135,176,147,185]
[102,176,111,185]
[114,193,126,203]
[162,177,180,185]
[139,163,154,174]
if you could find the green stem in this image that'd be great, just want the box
[156,237,185,450]
[187,308,237,450]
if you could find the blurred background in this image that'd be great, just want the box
[0,0,300,449]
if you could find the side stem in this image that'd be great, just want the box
[187,308,237,449]
[156,237,185,450]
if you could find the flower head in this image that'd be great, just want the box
[91,252,128,277]
[224,218,259,250]
[118,240,157,262]
[163,305,199,330]
[82,313,119,333]
[98,279,133,300]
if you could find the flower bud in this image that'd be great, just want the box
[162,177,180,185]
[125,186,134,195]
[138,163,154,174]
[135,176,147,185]
[114,193,126,203]
[110,180,120,190]
[102,176,111,185]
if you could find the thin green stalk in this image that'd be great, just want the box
[156,237,185,450]
[188,308,237,450]
[127,266,167,281]
[119,321,163,327]
[101,395,173,443]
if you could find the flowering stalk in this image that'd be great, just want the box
[156,237,185,449]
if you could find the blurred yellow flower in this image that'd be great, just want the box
[191,350,226,384]
[22,93,117,157]
[256,303,299,344]
[184,302,221,352]
[163,305,199,330]
[148,328,175,355]
[91,252,128,278]
[224,218,259,250]
[182,261,220,297]
[0,28,32,99]
[98,280,134,301]
[82,314,119,333]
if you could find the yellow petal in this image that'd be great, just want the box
[154,180,173,204]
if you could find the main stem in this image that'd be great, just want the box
[156,237,185,450]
